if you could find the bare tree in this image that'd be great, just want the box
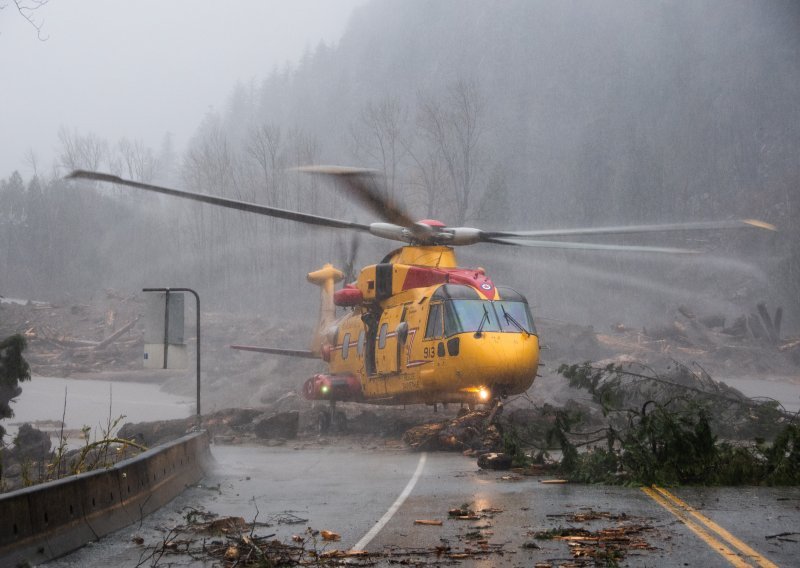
[1,0,49,40]
[245,122,284,204]
[350,96,410,202]
[416,79,488,225]
[57,127,109,173]
[116,138,158,183]
[23,148,39,179]
[405,142,447,218]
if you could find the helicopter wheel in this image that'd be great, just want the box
[318,410,331,434]
[318,402,348,434]
[332,410,348,433]
[487,399,504,424]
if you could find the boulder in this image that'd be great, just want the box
[13,423,51,461]
[254,411,299,439]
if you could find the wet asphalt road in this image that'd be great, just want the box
[49,441,800,567]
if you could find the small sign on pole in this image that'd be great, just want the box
[142,287,201,424]
[143,291,188,369]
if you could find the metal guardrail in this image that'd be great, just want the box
[0,430,212,566]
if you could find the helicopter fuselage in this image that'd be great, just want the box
[302,245,540,406]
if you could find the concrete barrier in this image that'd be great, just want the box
[0,430,211,566]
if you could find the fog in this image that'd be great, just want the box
[0,0,366,177]
[1,0,798,333]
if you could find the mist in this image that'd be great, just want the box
[1,0,798,334]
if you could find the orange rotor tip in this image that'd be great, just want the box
[743,219,776,231]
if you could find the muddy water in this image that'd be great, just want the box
[5,376,193,445]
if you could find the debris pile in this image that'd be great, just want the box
[0,293,145,376]
[402,409,501,452]
[531,524,656,565]
[594,303,800,375]
[529,508,658,566]
[134,508,510,566]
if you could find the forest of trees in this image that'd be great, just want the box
[1,0,798,330]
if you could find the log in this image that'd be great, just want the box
[756,303,778,344]
[747,314,764,339]
[93,316,140,350]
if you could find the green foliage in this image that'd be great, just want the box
[544,407,581,472]
[0,334,31,440]
[554,362,800,486]
[619,403,718,485]
[502,428,531,468]
[757,423,800,485]
[559,362,625,414]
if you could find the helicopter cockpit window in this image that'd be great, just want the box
[378,322,388,349]
[432,284,536,336]
[425,302,444,339]
[444,300,501,336]
[341,332,351,360]
[496,301,536,334]
[495,286,537,334]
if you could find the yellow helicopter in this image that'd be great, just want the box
[67,167,774,426]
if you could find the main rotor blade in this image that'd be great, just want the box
[484,219,776,240]
[66,170,371,233]
[485,236,700,254]
[230,345,319,359]
[297,165,417,228]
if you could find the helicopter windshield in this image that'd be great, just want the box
[496,300,536,334]
[444,300,501,336]
[429,284,537,337]
[438,300,537,336]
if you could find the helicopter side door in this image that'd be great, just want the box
[375,305,406,375]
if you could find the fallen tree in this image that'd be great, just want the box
[544,362,800,485]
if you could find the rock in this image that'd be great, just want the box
[477,452,513,470]
[118,417,193,446]
[226,408,263,429]
[12,423,51,461]
[254,411,299,439]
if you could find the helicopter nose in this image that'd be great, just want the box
[462,332,539,394]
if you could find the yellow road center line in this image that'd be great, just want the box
[641,486,752,568]
[651,486,778,568]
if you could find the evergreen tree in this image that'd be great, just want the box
[0,334,31,441]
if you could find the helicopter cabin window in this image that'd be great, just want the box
[425,302,444,339]
[341,332,351,360]
[378,322,388,349]
[357,330,365,357]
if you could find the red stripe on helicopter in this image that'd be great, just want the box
[445,268,497,300]
[401,266,448,290]
[401,266,496,299]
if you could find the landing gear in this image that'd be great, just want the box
[318,400,348,434]
[486,398,504,424]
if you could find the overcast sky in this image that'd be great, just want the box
[0,0,366,178]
